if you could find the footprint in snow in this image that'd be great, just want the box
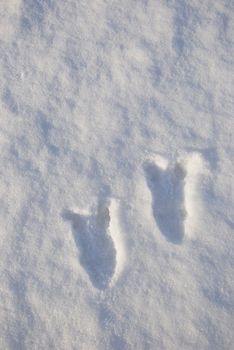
[63,199,117,290]
[144,159,187,244]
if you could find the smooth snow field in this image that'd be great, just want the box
[0,1,234,349]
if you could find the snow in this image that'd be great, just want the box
[0,0,234,349]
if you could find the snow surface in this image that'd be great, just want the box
[0,0,234,349]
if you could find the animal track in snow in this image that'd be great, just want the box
[63,198,125,290]
[144,158,186,244]
[144,153,206,243]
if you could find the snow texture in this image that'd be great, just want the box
[0,0,234,349]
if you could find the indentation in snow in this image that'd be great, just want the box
[62,198,125,290]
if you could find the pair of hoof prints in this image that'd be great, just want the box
[63,153,205,290]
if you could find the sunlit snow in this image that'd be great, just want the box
[0,1,233,349]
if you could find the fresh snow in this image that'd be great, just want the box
[0,0,234,349]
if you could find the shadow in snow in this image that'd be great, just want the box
[21,0,54,31]
[36,110,59,155]
[3,88,19,115]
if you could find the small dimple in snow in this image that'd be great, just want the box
[63,199,117,290]
[3,88,19,115]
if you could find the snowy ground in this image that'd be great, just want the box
[0,0,234,349]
